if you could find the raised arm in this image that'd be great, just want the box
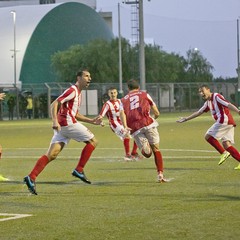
[176,110,204,123]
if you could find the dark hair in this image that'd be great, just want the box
[108,87,117,92]
[127,79,139,90]
[199,84,210,90]
[76,68,89,77]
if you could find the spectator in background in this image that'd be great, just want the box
[7,95,15,120]
[26,94,33,119]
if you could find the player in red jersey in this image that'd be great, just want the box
[99,87,141,161]
[23,69,102,195]
[177,84,240,169]
[0,92,9,181]
[119,79,167,182]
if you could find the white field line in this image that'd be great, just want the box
[3,147,216,152]
[2,148,217,159]
[0,213,32,222]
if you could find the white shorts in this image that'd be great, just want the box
[133,127,160,149]
[50,122,94,145]
[110,122,129,140]
[206,123,235,144]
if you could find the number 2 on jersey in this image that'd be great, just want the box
[130,95,139,110]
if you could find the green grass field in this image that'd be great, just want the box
[0,113,239,240]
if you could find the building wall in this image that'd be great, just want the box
[0,0,96,9]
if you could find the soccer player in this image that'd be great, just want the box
[0,92,9,181]
[119,79,167,182]
[177,84,240,169]
[98,87,141,161]
[23,69,102,195]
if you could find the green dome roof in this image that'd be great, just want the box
[20,2,113,84]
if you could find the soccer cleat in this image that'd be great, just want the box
[0,174,9,181]
[218,151,230,165]
[124,155,133,161]
[23,176,37,195]
[157,172,168,183]
[234,164,240,170]
[131,153,143,161]
[72,169,91,184]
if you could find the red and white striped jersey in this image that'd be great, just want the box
[99,99,122,129]
[199,93,236,126]
[56,85,81,126]
[120,90,157,134]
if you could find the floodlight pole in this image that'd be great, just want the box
[138,0,146,91]
[118,3,123,96]
[122,0,147,91]
[11,10,19,119]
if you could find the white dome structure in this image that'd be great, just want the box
[0,2,113,87]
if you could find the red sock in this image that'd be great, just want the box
[226,146,240,162]
[131,141,138,155]
[75,143,95,172]
[207,136,225,154]
[123,138,130,155]
[29,155,49,181]
[154,150,164,172]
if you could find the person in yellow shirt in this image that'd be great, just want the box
[26,94,33,119]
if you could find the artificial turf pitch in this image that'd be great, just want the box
[0,113,239,240]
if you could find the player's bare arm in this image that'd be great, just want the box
[119,110,131,132]
[177,111,203,123]
[50,99,61,131]
[227,102,240,115]
[76,113,102,125]
[151,105,160,119]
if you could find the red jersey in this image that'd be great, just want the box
[120,90,157,135]
[56,85,81,126]
[199,93,236,126]
[99,99,122,129]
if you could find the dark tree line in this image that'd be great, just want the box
[51,38,226,83]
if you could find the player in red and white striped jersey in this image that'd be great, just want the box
[119,79,167,182]
[177,84,240,169]
[23,69,102,195]
[99,87,141,161]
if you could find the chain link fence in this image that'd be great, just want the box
[0,82,238,120]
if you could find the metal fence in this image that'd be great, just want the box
[0,82,238,120]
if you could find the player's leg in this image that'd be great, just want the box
[30,142,65,181]
[222,138,240,169]
[133,134,152,158]
[205,135,225,154]
[145,127,168,182]
[23,142,64,195]
[123,137,132,160]
[70,123,97,184]
[131,141,143,160]
[205,123,231,165]
[23,129,67,195]
[0,144,9,181]
[112,124,132,160]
